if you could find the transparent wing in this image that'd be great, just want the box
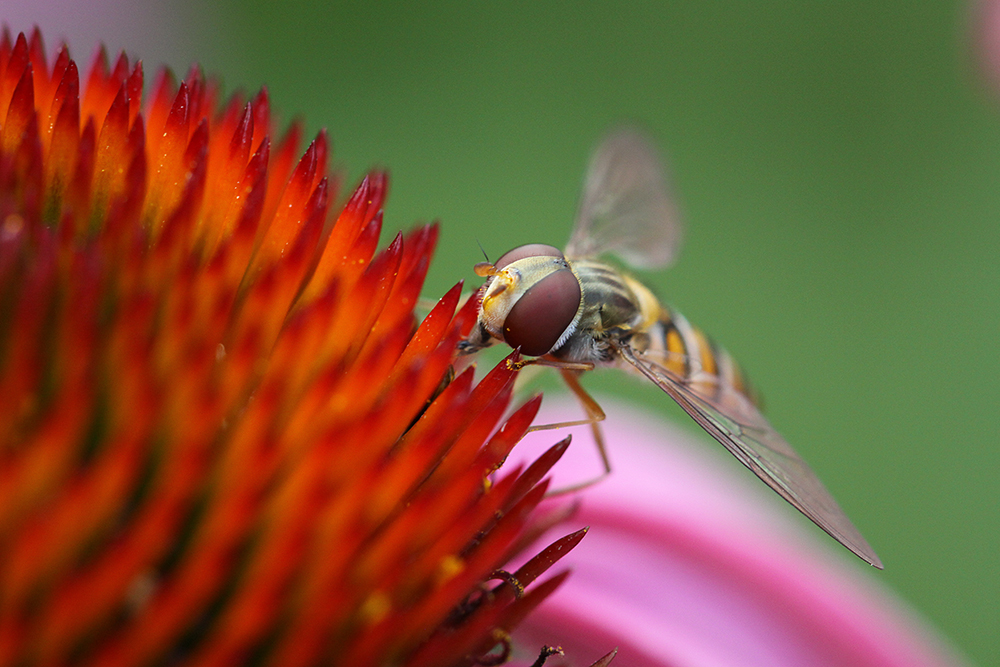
[613,340,883,568]
[565,127,682,268]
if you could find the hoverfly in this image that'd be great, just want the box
[458,128,882,569]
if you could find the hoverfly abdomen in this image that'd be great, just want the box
[629,304,756,406]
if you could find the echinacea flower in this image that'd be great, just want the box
[0,27,607,667]
[509,400,970,667]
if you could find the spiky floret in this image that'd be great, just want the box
[0,27,587,667]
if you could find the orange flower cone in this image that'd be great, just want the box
[0,27,595,667]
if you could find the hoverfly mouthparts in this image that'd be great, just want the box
[459,128,883,569]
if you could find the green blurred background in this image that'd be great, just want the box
[18,0,999,664]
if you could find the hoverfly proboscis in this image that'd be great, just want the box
[457,128,882,569]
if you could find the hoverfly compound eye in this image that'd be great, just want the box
[503,267,581,356]
[494,244,564,270]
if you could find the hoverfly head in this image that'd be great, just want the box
[474,244,583,357]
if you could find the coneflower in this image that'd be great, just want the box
[0,27,609,667]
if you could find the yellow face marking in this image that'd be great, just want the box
[484,280,508,300]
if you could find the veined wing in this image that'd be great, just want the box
[612,340,883,569]
[566,127,682,269]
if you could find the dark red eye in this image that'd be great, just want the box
[494,244,564,270]
[503,268,581,356]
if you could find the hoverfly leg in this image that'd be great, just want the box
[505,356,594,373]
[557,367,610,474]
[513,359,611,494]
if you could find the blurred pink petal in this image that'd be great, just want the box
[5,0,195,71]
[508,399,968,667]
[975,0,1000,94]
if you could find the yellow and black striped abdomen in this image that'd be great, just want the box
[632,301,759,407]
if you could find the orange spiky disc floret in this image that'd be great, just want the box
[0,28,587,667]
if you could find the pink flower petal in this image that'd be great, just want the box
[508,398,968,667]
[976,0,1000,94]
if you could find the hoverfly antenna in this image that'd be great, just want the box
[476,238,492,263]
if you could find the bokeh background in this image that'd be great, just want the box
[6,1,998,665]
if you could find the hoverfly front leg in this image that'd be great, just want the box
[555,367,609,467]
[510,357,611,494]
